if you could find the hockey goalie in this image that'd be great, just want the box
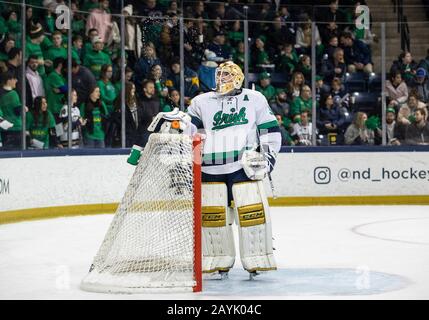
[151,61,282,279]
[81,61,281,294]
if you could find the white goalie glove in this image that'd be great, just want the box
[148,108,195,135]
[241,146,276,181]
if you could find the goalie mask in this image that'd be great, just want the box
[215,61,244,96]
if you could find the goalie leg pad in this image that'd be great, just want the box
[202,183,235,273]
[232,181,276,272]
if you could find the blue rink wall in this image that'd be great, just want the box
[1,146,429,224]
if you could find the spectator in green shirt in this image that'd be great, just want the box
[97,64,117,115]
[26,24,47,77]
[163,89,181,112]
[80,86,108,148]
[256,72,277,104]
[72,35,83,65]
[44,31,67,74]
[45,57,67,118]
[291,85,314,122]
[26,96,59,149]
[0,71,23,150]
[0,37,15,62]
[83,28,99,57]
[98,64,117,147]
[83,35,112,79]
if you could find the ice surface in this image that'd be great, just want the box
[0,206,428,299]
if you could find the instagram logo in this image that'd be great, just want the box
[314,167,331,184]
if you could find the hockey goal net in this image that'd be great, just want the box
[81,133,202,293]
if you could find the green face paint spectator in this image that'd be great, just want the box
[26,96,59,149]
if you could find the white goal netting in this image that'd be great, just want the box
[81,133,198,293]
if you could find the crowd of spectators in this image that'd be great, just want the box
[0,0,428,151]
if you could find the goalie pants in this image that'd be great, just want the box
[202,169,251,206]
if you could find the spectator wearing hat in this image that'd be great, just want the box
[251,35,272,72]
[122,4,142,68]
[315,75,330,103]
[256,72,277,104]
[270,89,291,120]
[207,30,231,61]
[83,28,100,58]
[44,57,67,119]
[44,31,67,74]
[26,24,46,77]
[410,68,429,103]
[83,35,112,79]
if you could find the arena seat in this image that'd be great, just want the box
[344,72,367,92]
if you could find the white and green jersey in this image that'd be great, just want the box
[188,88,281,175]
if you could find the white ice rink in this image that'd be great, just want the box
[1,206,428,299]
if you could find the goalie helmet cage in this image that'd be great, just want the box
[81,133,202,293]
